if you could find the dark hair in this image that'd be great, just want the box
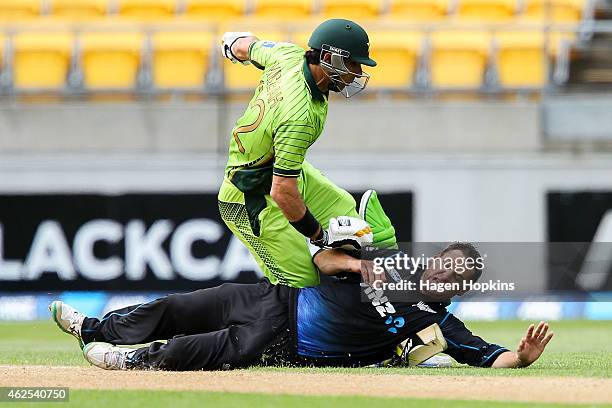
[441,242,483,282]
[305,49,321,65]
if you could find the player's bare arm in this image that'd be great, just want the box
[313,248,383,284]
[313,249,360,275]
[221,32,258,65]
[270,176,337,244]
[492,322,554,368]
[231,36,259,62]
[271,180,376,250]
[270,175,315,235]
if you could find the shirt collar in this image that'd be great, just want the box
[303,59,326,102]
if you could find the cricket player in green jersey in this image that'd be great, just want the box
[218,19,384,288]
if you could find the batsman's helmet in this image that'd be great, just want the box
[308,19,376,97]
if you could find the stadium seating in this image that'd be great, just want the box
[282,29,423,89]
[49,0,109,20]
[223,31,288,90]
[151,31,213,88]
[387,0,450,21]
[117,0,176,20]
[183,0,246,21]
[80,31,144,89]
[494,31,546,87]
[429,30,491,88]
[0,0,583,94]
[521,0,585,22]
[291,30,313,50]
[0,33,4,78]
[456,0,517,21]
[548,30,576,55]
[252,0,313,19]
[12,32,74,89]
[319,0,383,20]
[367,30,423,88]
[0,0,41,21]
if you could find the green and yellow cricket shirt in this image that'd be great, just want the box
[224,40,328,185]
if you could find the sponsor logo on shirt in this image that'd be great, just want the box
[413,301,437,314]
[363,285,403,334]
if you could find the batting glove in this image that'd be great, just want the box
[318,216,373,251]
[221,32,253,65]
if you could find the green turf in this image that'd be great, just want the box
[1,319,610,378]
[254,319,612,378]
[4,390,611,408]
[2,320,611,407]
[0,320,85,366]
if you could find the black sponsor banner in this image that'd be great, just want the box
[0,193,254,292]
[0,192,413,292]
[350,192,412,243]
[547,191,612,291]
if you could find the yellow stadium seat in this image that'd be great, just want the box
[152,31,214,88]
[49,0,108,20]
[223,31,287,90]
[456,0,517,21]
[291,29,421,89]
[184,0,245,21]
[291,31,312,50]
[13,32,74,89]
[547,31,576,56]
[367,31,423,88]
[522,0,585,22]
[117,0,176,20]
[0,0,41,21]
[80,32,144,89]
[319,0,382,20]
[495,31,546,87]
[387,0,450,21]
[430,31,491,88]
[252,0,313,19]
[0,34,5,73]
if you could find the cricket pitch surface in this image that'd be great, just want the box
[2,365,611,405]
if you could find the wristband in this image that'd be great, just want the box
[290,208,320,238]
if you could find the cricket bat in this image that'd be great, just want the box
[407,323,448,366]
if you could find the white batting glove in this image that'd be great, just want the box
[221,32,253,65]
[326,216,373,251]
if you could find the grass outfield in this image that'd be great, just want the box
[2,319,611,377]
[1,319,611,407]
[4,390,605,408]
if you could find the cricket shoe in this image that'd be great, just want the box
[83,342,139,370]
[418,354,453,368]
[359,189,397,248]
[49,301,86,349]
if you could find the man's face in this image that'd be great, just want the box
[339,59,363,87]
[420,249,477,300]
[321,53,364,92]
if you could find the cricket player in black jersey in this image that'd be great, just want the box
[50,240,553,371]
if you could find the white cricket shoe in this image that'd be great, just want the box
[418,354,453,368]
[83,342,139,370]
[49,301,86,349]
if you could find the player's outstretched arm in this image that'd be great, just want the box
[313,249,361,276]
[312,248,384,284]
[221,32,258,64]
[492,321,554,368]
[271,175,308,225]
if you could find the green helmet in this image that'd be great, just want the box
[308,19,377,67]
